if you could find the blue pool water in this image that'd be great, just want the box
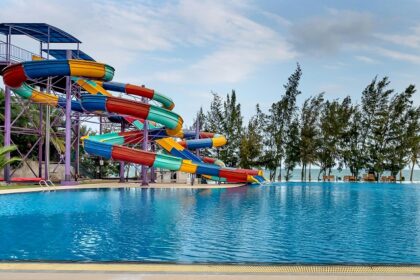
[0,183,419,264]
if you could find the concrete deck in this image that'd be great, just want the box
[0,272,419,280]
[0,263,419,279]
[0,182,245,195]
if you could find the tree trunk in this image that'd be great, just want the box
[278,162,282,182]
[410,162,415,182]
[399,169,403,182]
[125,164,130,180]
[353,167,359,180]
[301,163,305,182]
[309,163,311,181]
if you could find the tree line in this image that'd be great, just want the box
[196,64,420,181]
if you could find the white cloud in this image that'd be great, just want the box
[153,41,293,84]
[0,0,295,85]
[322,62,348,70]
[375,24,420,49]
[318,84,345,96]
[148,0,296,83]
[289,9,374,55]
[259,11,291,27]
[354,55,378,64]
[375,47,420,64]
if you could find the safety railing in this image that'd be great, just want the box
[38,179,56,187]
[0,40,38,64]
[0,41,5,61]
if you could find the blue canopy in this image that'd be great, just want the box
[0,23,81,43]
[42,49,95,61]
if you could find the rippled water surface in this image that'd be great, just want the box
[0,183,419,263]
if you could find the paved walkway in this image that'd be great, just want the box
[0,263,419,279]
[0,272,419,280]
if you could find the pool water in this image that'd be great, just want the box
[0,183,419,264]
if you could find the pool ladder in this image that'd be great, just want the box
[39,180,55,187]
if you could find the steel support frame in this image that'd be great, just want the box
[73,43,81,181]
[191,114,200,186]
[44,27,51,180]
[150,142,156,183]
[61,49,73,184]
[3,26,12,183]
[10,137,42,177]
[119,121,125,183]
[2,25,83,184]
[141,97,149,186]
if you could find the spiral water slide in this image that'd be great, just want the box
[2,59,266,183]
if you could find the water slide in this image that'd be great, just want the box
[2,59,266,183]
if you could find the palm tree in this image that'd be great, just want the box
[0,145,21,170]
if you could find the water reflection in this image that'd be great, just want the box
[0,183,418,263]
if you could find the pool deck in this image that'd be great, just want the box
[0,263,419,279]
[0,182,245,195]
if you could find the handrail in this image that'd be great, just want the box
[38,179,55,187]
[46,180,55,187]
[0,41,39,63]
[38,180,48,187]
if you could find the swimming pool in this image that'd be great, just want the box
[0,182,419,264]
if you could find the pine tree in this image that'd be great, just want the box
[284,116,300,181]
[299,93,324,181]
[203,93,224,158]
[317,97,353,178]
[265,63,302,181]
[361,77,394,180]
[239,107,263,169]
[386,85,416,179]
[407,106,420,181]
[194,106,205,131]
[340,105,364,178]
[204,92,223,134]
[220,90,243,167]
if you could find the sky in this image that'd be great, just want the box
[0,0,419,126]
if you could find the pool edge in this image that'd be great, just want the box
[0,183,245,195]
[0,263,419,274]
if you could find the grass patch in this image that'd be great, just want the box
[0,184,41,190]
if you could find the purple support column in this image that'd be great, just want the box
[44,28,51,181]
[98,116,103,179]
[74,43,80,180]
[38,104,43,177]
[4,88,11,183]
[4,27,11,183]
[73,109,80,181]
[191,114,200,186]
[195,114,200,153]
[99,116,103,134]
[119,121,125,183]
[38,42,43,178]
[141,96,149,186]
[150,143,156,183]
[62,50,73,184]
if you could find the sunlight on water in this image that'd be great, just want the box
[0,183,419,264]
